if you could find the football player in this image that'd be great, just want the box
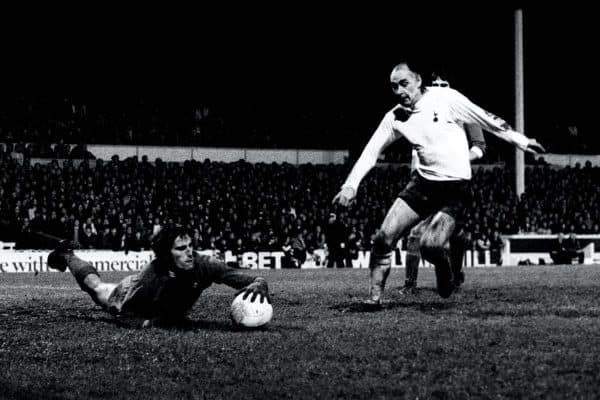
[47,224,270,327]
[333,61,544,304]
[400,73,487,295]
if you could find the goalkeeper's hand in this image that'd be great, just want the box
[236,277,270,304]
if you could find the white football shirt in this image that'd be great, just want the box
[342,87,530,191]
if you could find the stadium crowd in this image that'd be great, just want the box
[1,145,598,261]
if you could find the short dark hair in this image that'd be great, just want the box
[150,224,191,262]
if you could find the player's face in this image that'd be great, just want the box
[390,67,423,107]
[431,77,449,87]
[171,235,194,270]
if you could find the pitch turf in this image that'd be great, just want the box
[2,266,600,399]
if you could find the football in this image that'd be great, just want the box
[230,292,273,328]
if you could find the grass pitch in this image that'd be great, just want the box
[2,266,600,399]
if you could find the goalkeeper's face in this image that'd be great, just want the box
[390,66,423,108]
[171,235,194,270]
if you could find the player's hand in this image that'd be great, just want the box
[468,146,484,161]
[523,139,546,154]
[332,187,356,207]
[237,277,270,304]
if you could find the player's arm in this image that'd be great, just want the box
[448,89,545,154]
[197,253,270,303]
[333,112,397,207]
[465,124,486,161]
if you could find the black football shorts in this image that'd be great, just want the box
[398,172,472,222]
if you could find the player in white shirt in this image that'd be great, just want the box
[332,62,544,304]
[401,74,486,295]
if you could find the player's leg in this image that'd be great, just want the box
[47,242,116,308]
[449,228,466,288]
[419,211,456,298]
[400,218,430,295]
[81,274,118,308]
[368,198,421,304]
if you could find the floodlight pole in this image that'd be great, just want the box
[515,8,525,197]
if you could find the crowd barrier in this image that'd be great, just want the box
[502,234,599,265]
[1,242,598,273]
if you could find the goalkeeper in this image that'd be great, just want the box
[47,224,270,328]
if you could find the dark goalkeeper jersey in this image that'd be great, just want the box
[110,251,256,319]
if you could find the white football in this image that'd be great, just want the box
[230,292,273,328]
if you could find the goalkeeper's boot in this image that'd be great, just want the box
[47,240,78,272]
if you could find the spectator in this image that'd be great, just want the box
[550,233,584,265]
[345,226,362,269]
[97,227,111,249]
[47,210,63,237]
[475,232,491,265]
[123,226,136,252]
[290,231,307,267]
[233,237,245,256]
[489,230,505,266]
[565,233,585,264]
[82,217,97,234]
[69,219,81,245]
[191,228,204,250]
[264,228,280,252]
[550,233,568,264]
[152,217,162,237]
[108,227,123,251]
[125,229,145,252]
[79,226,97,249]
[325,212,348,268]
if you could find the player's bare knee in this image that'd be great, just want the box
[372,230,394,254]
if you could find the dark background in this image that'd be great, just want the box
[0,5,596,152]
